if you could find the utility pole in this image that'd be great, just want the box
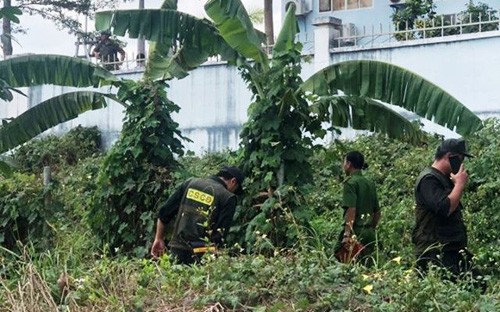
[2,0,13,57]
[264,0,274,46]
[137,0,145,60]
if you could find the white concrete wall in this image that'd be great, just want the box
[293,0,500,54]
[328,32,500,114]
[2,33,499,154]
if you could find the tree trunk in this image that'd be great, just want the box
[264,0,274,46]
[2,0,13,57]
[137,0,145,59]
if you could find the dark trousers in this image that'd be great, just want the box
[416,249,486,293]
[169,248,203,265]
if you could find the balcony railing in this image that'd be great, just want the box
[335,12,500,49]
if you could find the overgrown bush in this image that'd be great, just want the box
[0,173,48,251]
[1,118,499,311]
[13,126,101,174]
[90,80,186,257]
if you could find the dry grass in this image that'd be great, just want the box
[0,263,58,312]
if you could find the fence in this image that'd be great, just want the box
[335,12,500,49]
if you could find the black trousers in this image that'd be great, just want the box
[416,249,486,293]
[168,248,202,265]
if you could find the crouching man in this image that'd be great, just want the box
[151,166,244,265]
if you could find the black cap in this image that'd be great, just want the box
[100,30,111,36]
[220,166,245,195]
[438,138,474,158]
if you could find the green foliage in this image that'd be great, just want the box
[13,126,101,174]
[0,173,48,251]
[0,54,118,154]
[0,6,22,24]
[90,79,186,257]
[391,0,436,35]
[1,120,500,311]
[234,22,320,252]
[392,0,499,40]
[459,1,499,33]
[463,118,500,276]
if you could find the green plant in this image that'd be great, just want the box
[13,126,101,174]
[1,124,499,311]
[391,0,436,40]
[459,1,499,33]
[90,79,186,257]
[0,173,48,251]
[0,55,119,155]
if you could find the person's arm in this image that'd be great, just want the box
[92,43,101,58]
[418,175,460,218]
[151,219,167,258]
[342,180,357,243]
[210,195,237,247]
[343,207,356,243]
[150,181,187,258]
[448,164,468,215]
[118,47,126,62]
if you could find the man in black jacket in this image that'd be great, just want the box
[413,138,485,292]
[150,166,244,265]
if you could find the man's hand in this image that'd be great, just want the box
[448,163,468,215]
[151,239,166,259]
[341,234,352,246]
[451,164,468,187]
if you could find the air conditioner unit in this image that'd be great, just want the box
[341,23,356,45]
[285,0,312,16]
[389,0,407,10]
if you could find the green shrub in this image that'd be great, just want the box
[0,173,48,251]
[13,126,101,174]
[90,80,186,257]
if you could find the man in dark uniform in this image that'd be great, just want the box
[92,31,125,70]
[413,138,485,292]
[150,166,245,265]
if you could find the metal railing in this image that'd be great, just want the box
[335,12,500,49]
[90,53,229,72]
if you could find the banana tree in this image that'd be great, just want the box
[95,5,241,80]
[0,54,121,155]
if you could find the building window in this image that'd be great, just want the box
[324,0,372,11]
[319,0,331,12]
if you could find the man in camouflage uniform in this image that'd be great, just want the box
[413,138,485,292]
[92,31,125,70]
[150,166,244,265]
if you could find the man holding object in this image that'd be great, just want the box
[413,138,485,292]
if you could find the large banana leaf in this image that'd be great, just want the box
[145,43,207,80]
[205,0,268,66]
[302,60,483,136]
[312,95,423,143]
[0,91,119,154]
[272,2,299,57]
[160,0,177,10]
[95,9,239,79]
[0,54,118,89]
